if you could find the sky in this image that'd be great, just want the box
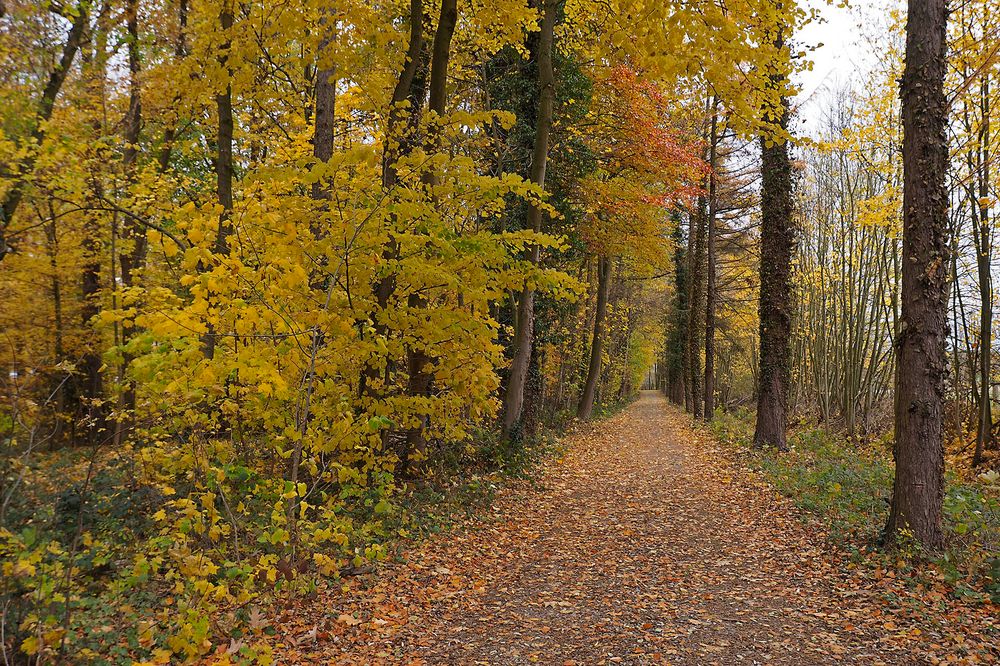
[794,0,899,136]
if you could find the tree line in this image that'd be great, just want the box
[0,0,796,661]
[659,0,973,556]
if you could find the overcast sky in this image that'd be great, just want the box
[794,0,900,136]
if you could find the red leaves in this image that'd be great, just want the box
[578,65,708,260]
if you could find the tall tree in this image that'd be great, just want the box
[886,0,949,548]
[666,214,688,404]
[961,72,993,467]
[311,8,337,202]
[359,0,426,404]
[403,0,459,466]
[703,98,720,419]
[753,30,795,451]
[117,0,143,441]
[687,201,706,418]
[201,0,235,361]
[577,255,611,419]
[501,0,557,439]
[79,6,112,445]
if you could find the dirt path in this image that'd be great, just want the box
[272,392,930,664]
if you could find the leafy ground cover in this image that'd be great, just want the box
[265,392,999,665]
[707,408,1000,604]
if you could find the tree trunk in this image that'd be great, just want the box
[703,98,720,420]
[753,68,794,451]
[578,256,611,419]
[0,5,87,260]
[45,209,67,444]
[80,232,104,444]
[667,213,688,405]
[500,0,556,439]
[973,76,992,467]
[885,0,948,549]
[687,198,707,418]
[117,0,143,440]
[157,0,189,172]
[399,0,459,469]
[358,0,426,404]
[201,0,235,361]
[78,13,110,446]
[522,340,544,441]
[312,22,337,193]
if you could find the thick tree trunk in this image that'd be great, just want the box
[886,0,948,549]
[312,26,337,186]
[500,0,556,439]
[703,99,720,420]
[522,340,544,441]
[578,256,612,419]
[753,86,794,451]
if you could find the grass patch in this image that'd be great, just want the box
[708,408,1000,603]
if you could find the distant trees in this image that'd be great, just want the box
[660,9,799,437]
[952,0,997,467]
[791,90,900,437]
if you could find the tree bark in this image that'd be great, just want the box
[521,339,544,441]
[578,256,612,419]
[500,0,556,439]
[311,11,337,204]
[687,198,707,418]
[885,0,948,549]
[753,70,795,451]
[703,98,720,420]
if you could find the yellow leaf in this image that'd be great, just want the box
[20,636,39,656]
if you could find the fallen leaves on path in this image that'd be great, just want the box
[264,393,999,664]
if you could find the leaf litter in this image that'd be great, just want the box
[265,393,998,664]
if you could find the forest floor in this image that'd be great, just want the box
[269,392,998,665]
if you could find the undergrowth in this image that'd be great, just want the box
[0,396,610,665]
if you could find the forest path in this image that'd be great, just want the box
[272,391,917,665]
